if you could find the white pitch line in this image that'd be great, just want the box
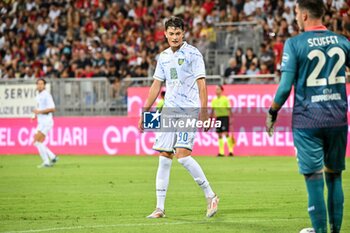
[1,218,303,233]
[1,222,194,233]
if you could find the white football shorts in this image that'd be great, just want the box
[37,122,53,136]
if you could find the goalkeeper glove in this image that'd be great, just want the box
[266,108,278,137]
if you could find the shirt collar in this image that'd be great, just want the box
[170,42,187,54]
[304,25,327,32]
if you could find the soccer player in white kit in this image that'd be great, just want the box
[32,78,58,168]
[138,17,219,218]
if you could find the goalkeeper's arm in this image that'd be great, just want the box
[266,71,295,136]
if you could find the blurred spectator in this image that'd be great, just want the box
[174,0,185,16]
[273,35,284,71]
[243,48,258,70]
[234,48,245,68]
[0,0,348,82]
[244,0,256,17]
[259,43,275,73]
[224,58,241,84]
[247,62,260,76]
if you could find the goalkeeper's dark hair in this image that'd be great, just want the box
[36,78,46,85]
[165,16,184,31]
[297,0,325,19]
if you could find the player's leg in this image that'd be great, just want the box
[225,132,235,156]
[40,123,58,164]
[293,128,327,233]
[174,132,218,217]
[33,130,51,167]
[323,126,347,233]
[148,132,175,218]
[217,132,224,157]
[176,148,218,217]
[222,117,234,156]
[216,117,224,157]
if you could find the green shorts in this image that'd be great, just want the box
[293,126,347,174]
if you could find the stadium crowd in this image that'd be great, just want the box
[0,0,349,85]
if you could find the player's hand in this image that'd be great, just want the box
[200,109,210,132]
[30,114,36,122]
[138,117,144,133]
[32,109,40,115]
[266,108,278,137]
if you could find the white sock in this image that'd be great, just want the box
[178,156,215,199]
[34,142,50,165]
[43,145,56,160]
[156,156,172,211]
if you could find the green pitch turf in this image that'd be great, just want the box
[0,155,349,233]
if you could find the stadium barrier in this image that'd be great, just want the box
[0,74,278,117]
[1,84,350,156]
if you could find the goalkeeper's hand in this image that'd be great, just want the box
[266,108,278,137]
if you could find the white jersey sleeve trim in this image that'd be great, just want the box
[194,74,206,80]
[153,76,165,82]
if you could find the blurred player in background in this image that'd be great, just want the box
[138,17,219,219]
[156,91,166,112]
[266,0,350,232]
[32,79,58,168]
[211,85,235,157]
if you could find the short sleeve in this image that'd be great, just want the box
[46,93,55,109]
[281,39,297,73]
[153,56,165,82]
[191,51,206,80]
[346,41,350,68]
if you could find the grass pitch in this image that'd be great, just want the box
[0,155,349,233]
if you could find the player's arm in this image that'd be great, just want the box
[266,38,296,136]
[143,80,163,112]
[266,71,295,136]
[139,79,162,133]
[270,71,295,111]
[138,54,165,132]
[197,78,210,132]
[34,108,56,114]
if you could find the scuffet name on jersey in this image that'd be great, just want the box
[307,36,339,47]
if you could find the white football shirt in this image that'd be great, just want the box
[36,89,55,124]
[153,42,206,108]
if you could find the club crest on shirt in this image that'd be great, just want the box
[178,58,185,65]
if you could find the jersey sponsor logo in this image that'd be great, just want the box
[282,53,289,62]
[281,53,289,67]
[311,93,341,103]
[170,68,178,79]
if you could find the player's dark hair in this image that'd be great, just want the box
[218,85,224,91]
[36,78,46,85]
[165,16,184,31]
[297,0,325,19]
[161,91,166,98]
